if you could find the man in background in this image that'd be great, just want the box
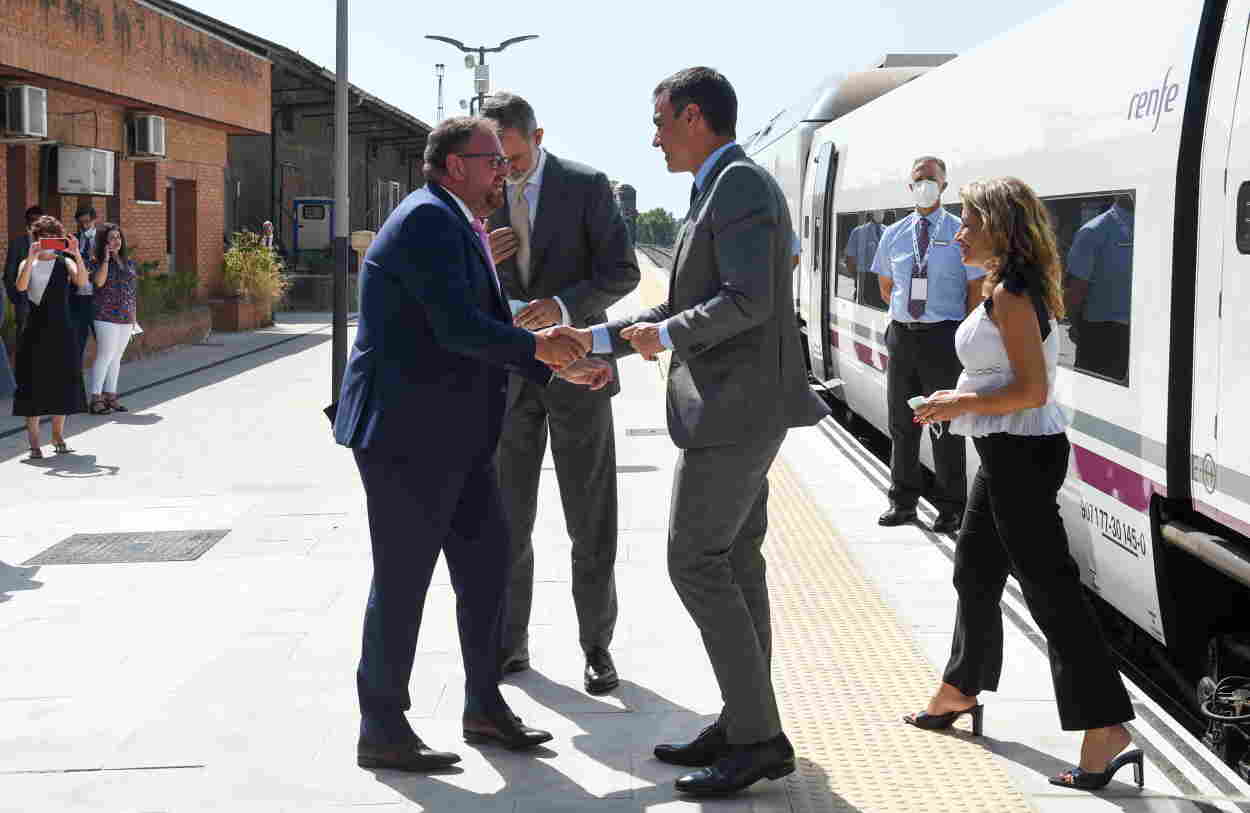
[483,91,639,695]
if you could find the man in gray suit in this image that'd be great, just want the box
[560,67,829,796]
[481,92,640,695]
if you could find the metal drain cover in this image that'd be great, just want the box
[23,530,229,565]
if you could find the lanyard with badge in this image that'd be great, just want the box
[908,208,952,303]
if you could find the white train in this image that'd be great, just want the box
[750,0,1250,776]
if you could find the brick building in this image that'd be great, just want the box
[0,0,270,297]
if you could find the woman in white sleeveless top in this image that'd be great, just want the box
[901,178,1140,791]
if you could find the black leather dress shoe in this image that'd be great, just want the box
[584,648,619,694]
[357,737,461,771]
[674,734,795,796]
[878,506,918,527]
[462,711,553,750]
[500,654,530,675]
[654,722,729,767]
[932,511,963,535]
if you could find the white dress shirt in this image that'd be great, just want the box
[590,142,736,355]
[506,148,571,325]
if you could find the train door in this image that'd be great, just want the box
[808,141,837,384]
[1207,13,1250,530]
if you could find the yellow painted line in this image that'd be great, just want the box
[635,254,1031,809]
[767,459,1034,812]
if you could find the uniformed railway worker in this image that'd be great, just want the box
[873,156,985,534]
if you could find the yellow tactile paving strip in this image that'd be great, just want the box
[766,450,1033,812]
[633,253,1033,812]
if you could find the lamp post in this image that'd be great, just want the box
[424,35,539,114]
[434,63,445,123]
[332,0,349,401]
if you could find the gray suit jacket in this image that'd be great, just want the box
[604,144,829,449]
[488,151,640,397]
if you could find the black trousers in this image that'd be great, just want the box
[70,294,94,363]
[943,432,1134,731]
[496,376,618,660]
[885,320,967,513]
[352,448,511,743]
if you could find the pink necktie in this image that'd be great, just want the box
[470,218,501,294]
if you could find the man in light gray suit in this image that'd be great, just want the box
[561,67,829,796]
[482,92,640,695]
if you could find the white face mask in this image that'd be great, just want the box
[871,210,885,224]
[911,179,941,208]
[83,226,96,239]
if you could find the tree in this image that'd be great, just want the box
[636,207,678,247]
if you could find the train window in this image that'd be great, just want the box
[833,210,914,309]
[1047,191,1134,386]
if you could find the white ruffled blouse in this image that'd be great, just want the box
[948,300,1068,438]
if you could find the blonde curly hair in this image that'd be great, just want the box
[959,177,1065,320]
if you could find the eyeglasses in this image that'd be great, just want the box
[456,152,511,170]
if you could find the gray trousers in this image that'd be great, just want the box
[496,376,619,659]
[668,430,786,745]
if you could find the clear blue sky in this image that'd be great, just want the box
[184,0,1062,216]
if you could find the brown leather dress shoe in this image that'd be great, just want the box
[357,737,461,771]
[462,711,553,750]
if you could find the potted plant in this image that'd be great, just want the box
[217,231,289,330]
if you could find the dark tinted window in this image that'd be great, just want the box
[1046,191,1133,385]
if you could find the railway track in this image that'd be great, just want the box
[637,243,673,270]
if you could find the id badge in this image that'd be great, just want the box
[910,278,928,300]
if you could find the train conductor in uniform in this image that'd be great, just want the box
[874,156,985,534]
[482,92,641,694]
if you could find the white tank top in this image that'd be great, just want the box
[948,300,1068,437]
[26,258,55,307]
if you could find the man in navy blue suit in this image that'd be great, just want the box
[332,116,612,771]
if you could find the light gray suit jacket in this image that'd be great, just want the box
[604,144,829,449]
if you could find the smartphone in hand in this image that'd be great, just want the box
[38,237,68,252]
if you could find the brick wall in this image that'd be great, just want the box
[0,12,259,298]
[0,0,269,134]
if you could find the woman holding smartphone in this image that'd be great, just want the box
[13,216,89,458]
[88,223,139,415]
[901,178,1138,790]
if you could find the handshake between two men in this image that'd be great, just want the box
[527,322,669,391]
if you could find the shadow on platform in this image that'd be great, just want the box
[0,560,42,603]
[368,669,852,810]
[0,328,332,464]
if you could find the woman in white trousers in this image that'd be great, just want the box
[88,224,139,415]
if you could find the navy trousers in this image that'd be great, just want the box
[353,447,511,743]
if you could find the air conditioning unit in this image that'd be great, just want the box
[57,147,115,196]
[128,114,166,160]
[2,85,47,139]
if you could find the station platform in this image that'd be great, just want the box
[0,254,1246,811]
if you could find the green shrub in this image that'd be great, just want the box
[136,268,198,321]
[224,231,289,303]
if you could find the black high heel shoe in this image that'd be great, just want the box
[902,704,984,736]
[1049,748,1144,790]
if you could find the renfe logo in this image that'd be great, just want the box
[1128,67,1181,133]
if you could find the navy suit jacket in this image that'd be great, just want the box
[332,182,551,459]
